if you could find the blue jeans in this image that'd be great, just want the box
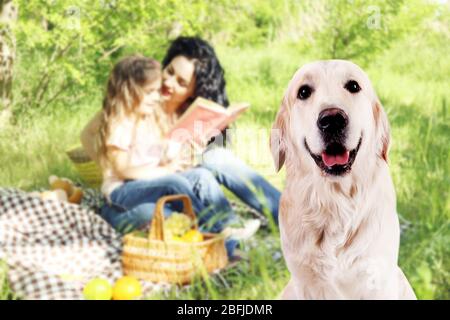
[201,147,280,225]
[99,168,238,255]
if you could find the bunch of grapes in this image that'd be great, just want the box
[164,213,193,240]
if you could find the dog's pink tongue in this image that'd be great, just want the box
[322,151,350,167]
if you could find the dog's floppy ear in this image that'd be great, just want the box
[270,95,289,171]
[373,100,390,162]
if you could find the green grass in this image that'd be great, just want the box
[0,261,16,300]
[0,34,449,299]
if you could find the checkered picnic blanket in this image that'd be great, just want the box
[0,188,173,300]
[0,187,265,300]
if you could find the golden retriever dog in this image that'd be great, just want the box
[270,60,416,300]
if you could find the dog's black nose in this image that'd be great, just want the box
[317,108,348,133]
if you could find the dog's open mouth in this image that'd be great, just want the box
[304,137,362,176]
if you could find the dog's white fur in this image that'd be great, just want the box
[271,60,416,299]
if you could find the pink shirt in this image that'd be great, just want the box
[101,117,176,198]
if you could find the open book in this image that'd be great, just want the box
[167,97,249,145]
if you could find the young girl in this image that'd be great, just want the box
[98,56,170,196]
[96,55,237,235]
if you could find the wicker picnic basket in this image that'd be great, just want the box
[122,194,228,284]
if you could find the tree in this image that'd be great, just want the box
[309,0,435,67]
[0,0,17,126]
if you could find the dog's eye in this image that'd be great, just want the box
[297,85,313,100]
[344,80,361,93]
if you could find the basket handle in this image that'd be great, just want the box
[149,194,198,241]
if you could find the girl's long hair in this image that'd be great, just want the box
[97,55,162,170]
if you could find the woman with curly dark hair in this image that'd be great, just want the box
[160,36,280,225]
[161,36,229,114]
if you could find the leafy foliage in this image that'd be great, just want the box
[303,0,435,66]
[13,0,240,116]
